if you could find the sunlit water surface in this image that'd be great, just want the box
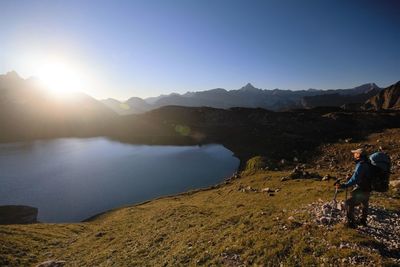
[0,138,239,222]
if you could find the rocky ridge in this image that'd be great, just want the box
[364,81,400,110]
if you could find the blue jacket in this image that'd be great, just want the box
[342,157,371,191]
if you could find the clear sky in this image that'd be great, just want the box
[0,0,399,100]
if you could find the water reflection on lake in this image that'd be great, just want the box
[0,137,239,222]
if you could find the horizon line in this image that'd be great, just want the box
[1,70,399,102]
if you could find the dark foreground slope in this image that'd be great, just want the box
[1,128,399,266]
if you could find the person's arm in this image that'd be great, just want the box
[341,163,366,188]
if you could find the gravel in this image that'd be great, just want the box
[306,199,400,263]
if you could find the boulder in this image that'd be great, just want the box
[261,187,274,193]
[0,205,38,224]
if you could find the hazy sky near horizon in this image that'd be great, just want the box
[1,0,399,100]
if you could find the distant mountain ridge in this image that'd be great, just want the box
[2,70,399,119]
[102,82,384,114]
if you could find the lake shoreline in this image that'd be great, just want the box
[0,139,239,223]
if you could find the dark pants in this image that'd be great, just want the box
[345,189,370,223]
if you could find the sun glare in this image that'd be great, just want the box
[37,61,86,95]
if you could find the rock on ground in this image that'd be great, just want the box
[306,200,400,263]
[35,260,66,267]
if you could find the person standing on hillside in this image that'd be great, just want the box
[336,148,372,228]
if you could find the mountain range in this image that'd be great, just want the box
[102,82,383,114]
[1,70,400,144]
[0,71,116,142]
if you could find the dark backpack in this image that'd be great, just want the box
[368,152,391,192]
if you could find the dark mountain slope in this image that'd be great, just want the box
[364,81,400,110]
[301,85,381,108]
[111,105,400,168]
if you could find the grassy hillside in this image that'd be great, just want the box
[1,129,400,266]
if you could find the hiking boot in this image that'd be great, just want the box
[345,221,357,229]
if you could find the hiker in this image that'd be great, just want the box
[336,148,372,228]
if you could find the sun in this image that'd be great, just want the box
[37,61,86,95]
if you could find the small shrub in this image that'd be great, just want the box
[244,156,268,173]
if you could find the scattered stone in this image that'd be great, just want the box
[287,216,303,229]
[304,200,400,263]
[390,180,400,189]
[238,185,259,193]
[261,187,274,193]
[248,186,258,192]
[225,172,242,183]
[339,242,351,249]
[308,200,347,226]
[35,260,66,267]
[230,172,241,180]
[321,174,334,181]
[319,216,330,225]
[95,231,106,237]
[220,252,243,266]
[358,207,400,252]
[287,165,322,180]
